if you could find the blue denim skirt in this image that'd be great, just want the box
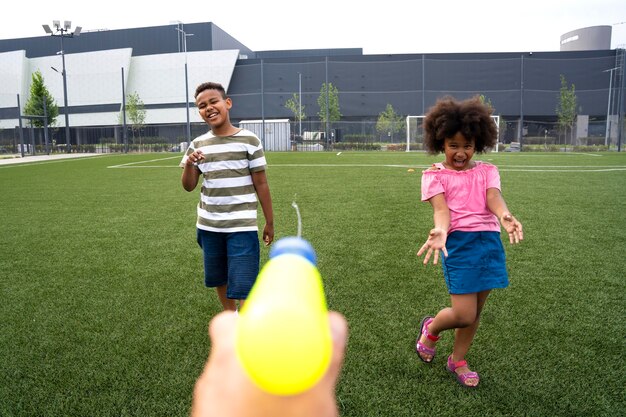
[441,231,509,295]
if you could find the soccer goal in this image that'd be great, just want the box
[405,115,501,152]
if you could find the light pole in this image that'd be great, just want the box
[298,72,302,138]
[175,27,194,143]
[604,67,619,147]
[43,21,81,153]
[519,53,525,145]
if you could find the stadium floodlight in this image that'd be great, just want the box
[298,72,302,138]
[175,26,194,143]
[42,20,81,153]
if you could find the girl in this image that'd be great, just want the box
[415,96,523,388]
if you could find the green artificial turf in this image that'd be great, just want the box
[0,151,624,416]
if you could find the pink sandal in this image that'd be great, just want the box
[446,356,480,388]
[416,316,440,363]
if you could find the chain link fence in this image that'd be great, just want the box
[0,117,621,156]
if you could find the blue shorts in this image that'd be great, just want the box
[441,231,509,295]
[196,229,260,299]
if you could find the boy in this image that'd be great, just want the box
[181,82,274,311]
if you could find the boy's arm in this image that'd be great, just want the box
[181,150,204,192]
[251,170,274,246]
[486,188,523,244]
[182,163,201,191]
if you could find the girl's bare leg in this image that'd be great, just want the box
[449,290,491,386]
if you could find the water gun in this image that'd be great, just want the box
[235,236,332,396]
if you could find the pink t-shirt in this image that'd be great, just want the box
[421,161,501,233]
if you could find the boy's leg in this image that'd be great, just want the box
[197,229,232,310]
[216,285,237,311]
[225,231,260,307]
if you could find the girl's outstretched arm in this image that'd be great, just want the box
[417,193,449,265]
[487,188,524,244]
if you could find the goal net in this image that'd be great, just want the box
[405,115,501,152]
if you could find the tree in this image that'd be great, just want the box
[556,74,577,147]
[285,93,306,130]
[23,71,58,128]
[119,92,147,144]
[478,94,493,110]
[317,83,341,133]
[376,104,403,141]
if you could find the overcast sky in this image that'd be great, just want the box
[4,0,626,54]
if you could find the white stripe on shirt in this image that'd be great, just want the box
[197,159,250,172]
[201,193,258,205]
[197,208,258,221]
[203,176,254,189]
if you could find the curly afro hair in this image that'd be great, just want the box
[422,95,498,155]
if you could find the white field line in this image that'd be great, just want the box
[0,155,106,169]
[107,156,182,168]
[266,164,626,172]
[271,164,426,168]
[498,168,626,172]
[106,157,626,173]
[489,153,603,157]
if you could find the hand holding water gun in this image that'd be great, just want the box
[191,236,348,417]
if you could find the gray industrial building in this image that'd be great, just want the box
[560,25,612,52]
[0,21,624,151]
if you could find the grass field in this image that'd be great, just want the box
[1,151,624,416]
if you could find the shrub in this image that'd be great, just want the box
[342,134,376,143]
[517,144,560,152]
[581,137,605,146]
[523,136,557,145]
[573,145,608,152]
[385,144,404,151]
[333,142,381,151]
[74,144,96,153]
[384,143,422,151]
